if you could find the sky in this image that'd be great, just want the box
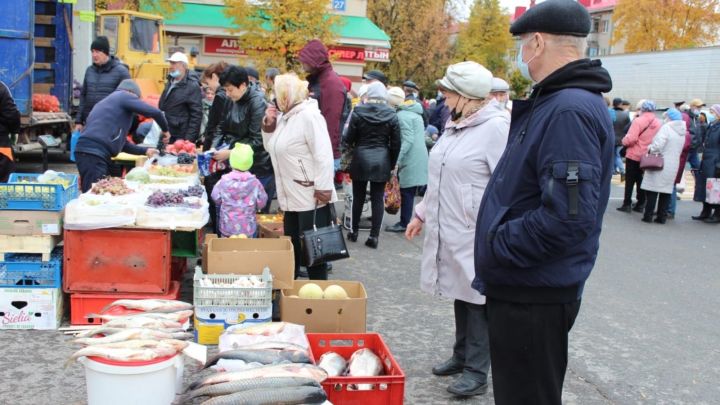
[453,0,541,20]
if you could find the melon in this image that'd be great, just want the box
[323,285,349,300]
[298,283,324,299]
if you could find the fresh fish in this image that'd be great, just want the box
[318,351,347,377]
[102,316,182,330]
[100,299,193,313]
[347,348,383,390]
[66,343,179,367]
[227,322,286,336]
[230,341,308,353]
[188,363,328,391]
[87,310,194,322]
[172,376,320,404]
[74,328,192,345]
[200,385,327,405]
[74,326,186,339]
[203,349,312,369]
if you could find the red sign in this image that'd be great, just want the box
[204,37,247,55]
[365,48,390,63]
[328,46,365,63]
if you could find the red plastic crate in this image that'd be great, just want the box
[63,228,171,294]
[306,333,405,405]
[70,281,181,325]
[171,257,188,281]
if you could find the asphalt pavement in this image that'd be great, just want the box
[1,158,718,404]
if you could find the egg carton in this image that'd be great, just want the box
[193,267,272,308]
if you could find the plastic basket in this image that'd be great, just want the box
[0,248,63,288]
[171,230,200,258]
[193,267,272,308]
[0,173,79,211]
[306,333,405,405]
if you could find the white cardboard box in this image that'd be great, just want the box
[0,288,63,330]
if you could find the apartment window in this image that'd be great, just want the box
[592,18,600,33]
[601,20,609,33]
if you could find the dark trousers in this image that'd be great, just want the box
[351,180,385,237]
[75,152,109,193]
[204,169,228,235]
[644,191,671,220]
[399,186,421,227]
[452,300,490,383]
[623,158,645,207]
[487,297,581,405]
[284,205,331,280]
[257,175,276,214]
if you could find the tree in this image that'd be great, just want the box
[453,0,514,77]
[96,0,184,17]
[367,0,453,94]
[508,69,531,99]
[612,0,720,52]
[224,0,340,72]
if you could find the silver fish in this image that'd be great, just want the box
[74,326,186,338]
[200,385,327,405]
[172,377,320,404]
[100,299,193,313]
[87,310,194,322]
[347,348,383,390]
[102,316,182,329]
[188,363,328,391]
[318,351,347,377]
[73,328,192,345]
[230,341,308,354]
[65,339,185,367]
[203,349,312,369]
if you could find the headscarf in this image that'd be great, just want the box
[640,100,656,112]
[365,82,388,101]
[273,74,309,113]
[710,104,720,119]
[666,108,682,121]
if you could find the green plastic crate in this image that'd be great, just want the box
[171,230,199,257]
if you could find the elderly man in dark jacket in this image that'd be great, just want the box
[0,80,21,181]
[159,52,203,142]
[299,40,348,168]
[76,36,130,130]
[473,1,613,403]
[75,80,169,192]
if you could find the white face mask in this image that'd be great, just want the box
[517,35,539,82]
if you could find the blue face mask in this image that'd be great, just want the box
[516,37,537,82]
[169,69,181,79]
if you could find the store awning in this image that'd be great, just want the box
[162,3,391,48]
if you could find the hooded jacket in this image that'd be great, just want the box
[211,170,268,238]
[473,58,614,304]
[159,72,203,142]
[414,100,510,305]
[395,101,429,188]
[299,40,348,159]
[0,81,20,147]
[75,90,169,159]
[641,120,687,194]
[217,86,272,178]
[77,56,131,125]
[344,102,401,183]
[622,112,661,162]
[694,120,720,202]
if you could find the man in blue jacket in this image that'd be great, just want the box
[75,80,169,192]
[472,1,613,403]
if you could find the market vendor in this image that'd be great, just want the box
[74,79,170,192]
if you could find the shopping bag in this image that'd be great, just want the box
[384,175,400,215]
[706,178,720,204]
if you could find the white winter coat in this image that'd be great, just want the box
[414,100,510,305]
[641,120,686,194]
[262,99,338,212]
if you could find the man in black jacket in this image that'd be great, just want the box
[76,36,130,130]
[0,80,21,182]
[612,97,630,181]
[159,52,203,142]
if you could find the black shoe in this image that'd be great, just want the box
[653,217,667,224]
[431,358,464,376]
[347,232,358,242]
[617,205,632,213]
[703,215,720,224]
[295,270,309,279]
[447,373,488,397]
[632,203,645,213]
[365,237,378,249]
[384,223,406,233]
[641,216,653,223]
[692,207,712,220]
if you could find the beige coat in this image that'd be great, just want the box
[262,99,337,212]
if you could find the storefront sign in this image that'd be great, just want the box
[328,46,365,63]
[365,48,390,63]
[203,37,247,56]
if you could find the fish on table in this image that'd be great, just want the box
[226,322,287,336]
[73,328,193,345]
[87,310,194,323]
[229,341,308,354]
[203,349,312,369]
[74,326,186,338]
[65,339,187,367]
[347,348,384,390]
[102,316,183,330]
[188,363,328,391]
[317,352,347,377]
[101,299,193,313]
[200,385,327,405]
[172,376,321,404]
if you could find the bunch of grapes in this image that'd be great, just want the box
[91,177,133,195]
[146,190,185,207]
[181,185,204,198]
[177,153,195,164]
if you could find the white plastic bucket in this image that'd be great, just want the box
[79,354,184,405]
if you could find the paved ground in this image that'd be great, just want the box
[1,157,718,404]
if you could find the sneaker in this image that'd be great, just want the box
[384,223,406,233]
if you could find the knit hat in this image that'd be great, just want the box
[117,79,142,98]
[510,0,591,37]
[436,61,492,100]
[387,87,406,107]
[640,100,656,112]
[710,104,720,118]
[365,82,388,101]
[666,108,682,121]
[91,36,110,55]
[229,143,254,171]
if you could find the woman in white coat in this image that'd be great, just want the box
[406,61,510,397]
[640,108,687,224]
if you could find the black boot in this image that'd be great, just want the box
[346,231,358,242]
[703,209,720,224]
[617,204,632,213]
[365,236,378,249]
[692,203,712,220]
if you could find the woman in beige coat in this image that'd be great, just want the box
[406,62,510,397]
[262,74,337,280]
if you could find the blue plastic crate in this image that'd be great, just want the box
[0,248,63,288]
[0,173,79,211]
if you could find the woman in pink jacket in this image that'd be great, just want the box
[617,100,661,213]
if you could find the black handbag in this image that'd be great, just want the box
[300,204,350,267]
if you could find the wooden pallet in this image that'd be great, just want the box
[0,234,61,261]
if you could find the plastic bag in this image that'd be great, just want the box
[125,167,150,184]
[384,175,400,215]
[135,201,209,230]
[219,322,309,353]
[64,197,137,230]
[140,121,162,146]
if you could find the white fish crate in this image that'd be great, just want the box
[193,267,272,308]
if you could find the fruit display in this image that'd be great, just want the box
[180,185,205,198]
[257,213,284,224]
[146,190,185,207]
[297,283,349,300]
[166,139,196,155]
[32,94,60,112]
[148,164,195,177]
[298,283,325,299]
[90,177,134,196]
[323,285,349,299]
[125,167,151,183]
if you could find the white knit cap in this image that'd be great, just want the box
[436,61,492,100]
[387,87,405,106]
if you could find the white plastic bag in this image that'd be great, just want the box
[140,121,162,146]
[219,322,309,353]
[64,198,137,230]
[135,201,209,230]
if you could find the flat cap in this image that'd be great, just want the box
[510,0,591,37]
[363,70,388,85]
[403,80,419,90]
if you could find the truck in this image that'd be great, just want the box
[601,46,720,108]
[0,0,74,156]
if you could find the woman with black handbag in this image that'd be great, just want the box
[262,74,337,280]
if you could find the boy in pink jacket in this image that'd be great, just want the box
[211,143,268,237]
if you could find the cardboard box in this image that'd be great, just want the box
[201,233,218,273]
[281,280,367,333]
[0,287,63,330]
[206,237,295,290]
[0,210,63,236]
[257,222,284,238]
